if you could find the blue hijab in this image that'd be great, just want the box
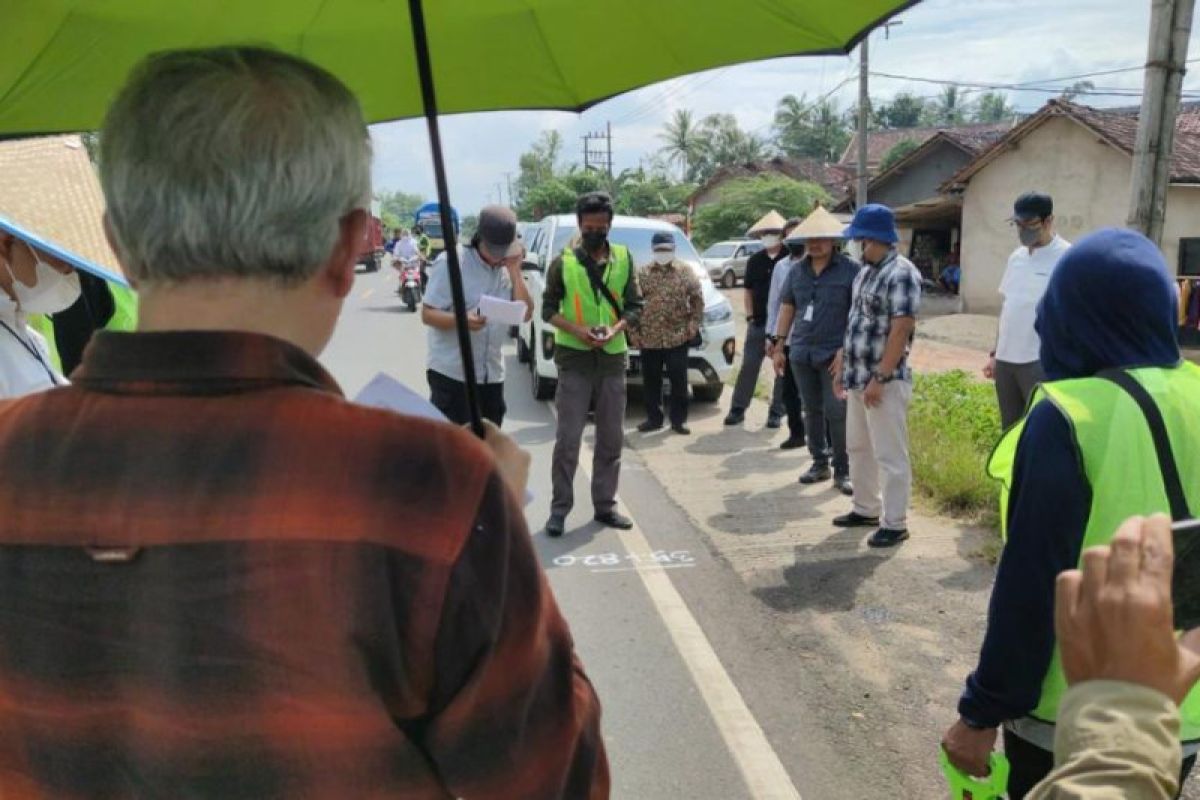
[1037,227,1180,380]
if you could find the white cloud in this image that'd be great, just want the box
[371,0,1200,213]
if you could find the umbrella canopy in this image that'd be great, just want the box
[0,0,918,133]
[747,210,788,237]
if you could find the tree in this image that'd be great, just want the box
[658,109,704,182]
[1061,80,1095,102]
[689,113,772,185]
[773,95,851,161]
[375,190,426,232]
[927,85,970,126]
[514,130,565,210]
[691,174,831,248]
[873,92,926,129]
[610,168,694,217]
[974,91,1017,123]
[880,138,921,171]
[461,215,479,239]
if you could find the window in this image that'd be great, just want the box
[1180,238,1200,276]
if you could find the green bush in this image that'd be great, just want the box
[909,370,1002,518]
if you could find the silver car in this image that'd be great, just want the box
[701,239,762,288]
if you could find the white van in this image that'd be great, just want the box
[518,215,736,402]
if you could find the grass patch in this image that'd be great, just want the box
[909,370,1002,522]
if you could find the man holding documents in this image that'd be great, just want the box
[421,204,533,426]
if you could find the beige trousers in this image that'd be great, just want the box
[846,381,913,530]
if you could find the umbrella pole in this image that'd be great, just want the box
[407,0,485,438]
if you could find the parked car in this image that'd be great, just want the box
[701,239,762,288]
[518,215,736,403]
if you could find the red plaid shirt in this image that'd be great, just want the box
[0,331,607,799]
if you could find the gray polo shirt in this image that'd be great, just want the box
[424,246,512,385]
[781,252,860,366]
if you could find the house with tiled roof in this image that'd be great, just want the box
[837,122,1014,174]
[687,156,853,217]
[941,99,1200,313]
[832,124,1014,279]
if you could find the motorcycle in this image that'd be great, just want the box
[396,256,424,312]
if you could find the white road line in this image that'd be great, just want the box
[360,288,375,300]
[589,563,696,574]
[568,431,802,800]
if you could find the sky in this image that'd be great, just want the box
[369,0,1200,216]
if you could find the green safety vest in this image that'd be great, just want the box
[988,363,1200,738]
[555,245,631,356]
[28,282,139,372]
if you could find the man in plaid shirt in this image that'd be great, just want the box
[0,47,607,799]
[832,204,922,548]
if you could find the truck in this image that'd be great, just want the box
[412,202,460,260]
[357,200,385,272]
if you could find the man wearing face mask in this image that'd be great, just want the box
[541,192,644,538]
[726,214,790,427]
[764,216,806,448]
[984,192,1070,430]
[0,232,79,397]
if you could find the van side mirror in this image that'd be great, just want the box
[521,255,542,272]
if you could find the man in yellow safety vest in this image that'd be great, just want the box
[539,192,643,538]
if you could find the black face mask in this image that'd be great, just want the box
[581,230,608,251]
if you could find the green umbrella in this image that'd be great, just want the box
[0,0,919,433]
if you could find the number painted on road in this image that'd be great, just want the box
[550,550,697,572]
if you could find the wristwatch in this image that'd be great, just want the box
[871,370,895,384]
[766,335,780,345]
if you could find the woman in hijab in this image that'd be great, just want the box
[0,231,80,397]
[944,228,1200,798]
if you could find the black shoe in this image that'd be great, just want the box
[672,424,691,436]
[833,511,880,528]
[545,515,566,538]
[779,436,806,450]
[724,409,745,426]
[595,511,633,530]
[868,527,910,548]
[765,414,782,429]
[637,419,664,433]
[834,474,854,496]
[799,464,832,484]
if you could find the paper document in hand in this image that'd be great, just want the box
[478,294,528,326]
[353,373,534,507]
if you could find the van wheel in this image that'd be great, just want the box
[531,349,557,401]
[721,270,736,289]
[692,383,724,403]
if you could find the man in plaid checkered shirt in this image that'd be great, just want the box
[832,204,922,548]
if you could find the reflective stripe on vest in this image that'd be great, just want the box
[554,245,630,355]
[988,363,1200,738]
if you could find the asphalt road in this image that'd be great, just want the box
[321,264,849,800]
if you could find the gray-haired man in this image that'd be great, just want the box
[0,46,607,798]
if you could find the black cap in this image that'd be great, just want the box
[651,231,676,250]
[477,204,517,260]
[1012,192,1053,222]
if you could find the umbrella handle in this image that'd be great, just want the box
[407,0,486,439]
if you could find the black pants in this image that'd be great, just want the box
[1003,729,1196,798]
[641,344,689,427]
[777,347,804,438]
[427,369,506,427]
[793,355,847,475]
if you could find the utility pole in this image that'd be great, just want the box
[504,172,514,207]
[855,20,902,210]
[856,35,869,209]
[1128,0,1195,244]
[583,125,613,178]
[606,121,613,180]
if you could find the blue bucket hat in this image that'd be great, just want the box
[844,203,899,244]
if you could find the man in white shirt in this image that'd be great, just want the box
[393,229,420,263]
[0,232,76,397]
[984,192,1071,429]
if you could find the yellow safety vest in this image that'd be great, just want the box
[554,245,631,356]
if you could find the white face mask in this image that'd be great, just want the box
[653,251,675,265]
[4,245,81,314]
[761,234,782,249]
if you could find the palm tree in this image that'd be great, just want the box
[933,85,969,126]
[659,108,703,182]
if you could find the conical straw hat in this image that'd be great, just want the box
[787,206,846,240]
[746,209,787,236]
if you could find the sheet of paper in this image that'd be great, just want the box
[478,294,528,326]
[354,373,534,507]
